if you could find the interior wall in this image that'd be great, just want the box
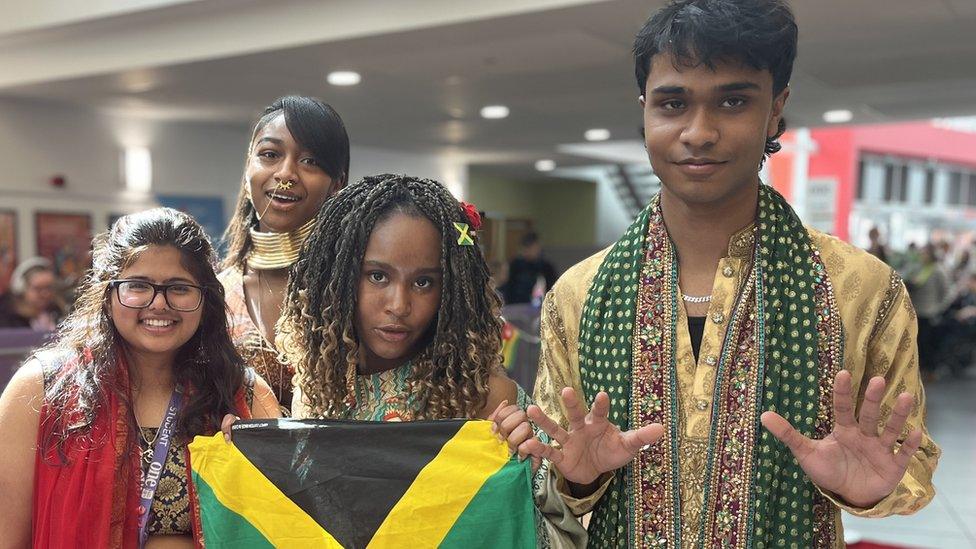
[468,174,596,244]
[0,97,247,260]
[594,175,631,247]
[0,96,458,269]
[467,172,598,272]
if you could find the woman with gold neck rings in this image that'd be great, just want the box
[220,95,350,414]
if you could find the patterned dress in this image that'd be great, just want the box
[138,371,256,536]
[41,360,255,538]
[338,363,581,547]
[219,265,293,413]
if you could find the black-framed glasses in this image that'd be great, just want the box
[108,279,205,312]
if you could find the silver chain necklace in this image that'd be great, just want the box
[681,293,712,304]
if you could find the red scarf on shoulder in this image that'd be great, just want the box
[32,351,251,548]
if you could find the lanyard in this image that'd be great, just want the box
[136,387,184,548]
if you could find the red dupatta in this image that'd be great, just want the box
[32,351,252,548]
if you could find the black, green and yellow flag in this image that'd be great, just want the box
[188,419,537,548]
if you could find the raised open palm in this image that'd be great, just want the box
[520,388,665,485]
[761,370,923,508]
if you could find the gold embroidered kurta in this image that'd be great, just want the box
[534,226,940,548]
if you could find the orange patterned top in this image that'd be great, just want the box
[218,265,293,414]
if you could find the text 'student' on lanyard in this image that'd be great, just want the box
[137,387,184,549]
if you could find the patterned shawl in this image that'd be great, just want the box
[32,351,252,548]
[578,185,843,547]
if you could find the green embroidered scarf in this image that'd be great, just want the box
[578,185,843,547]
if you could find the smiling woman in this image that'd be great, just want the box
[219,95,350,413]
[0,207,280,548]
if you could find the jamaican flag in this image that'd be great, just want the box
[188,419,537,548]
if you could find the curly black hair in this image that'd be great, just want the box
[278,174,503,419]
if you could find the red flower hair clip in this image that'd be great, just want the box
[460,201,482,230]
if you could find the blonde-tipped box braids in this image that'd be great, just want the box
[276,174,503,420]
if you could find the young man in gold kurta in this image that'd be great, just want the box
[495,0,940,547]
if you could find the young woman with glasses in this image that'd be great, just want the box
[0,207,280,549]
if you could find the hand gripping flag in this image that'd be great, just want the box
[189,419,537,548]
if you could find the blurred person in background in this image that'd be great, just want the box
[949,247,971,286]
[0,257,63,331]
[866,226,889,264]
[937,271,976,377]
[488,258,510,299]
[937,240,954,272]
[906,243,950,380]
[502,232,557,305]
[890,241,920,280]
[220,95,350,414]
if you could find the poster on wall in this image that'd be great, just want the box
[157,194,226,250]
[35,212,93,285]
[0,210,17,295]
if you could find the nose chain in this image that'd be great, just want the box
[254,179,296,221]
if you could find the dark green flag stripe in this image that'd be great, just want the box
[438,458,537,548]
[232,419,466,549]
[192,472,274,548]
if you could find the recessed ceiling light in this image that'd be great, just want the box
[822,109,853,123]
[480,105,509,119]
[535,159,556,172]
[327,71,361,86]
[123,147,152,192]
[584,128,611,141]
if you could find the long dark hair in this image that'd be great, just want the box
[222,95,351,270]
[277,174,503,419]
[39,207,245,455]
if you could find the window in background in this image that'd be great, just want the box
[857,158,867,200]
[924,167,936,204]
[967,173,976,207]
[883,160,908,203]
[897,164,909,203]
[949,171,964,205]
[883,163,895,202]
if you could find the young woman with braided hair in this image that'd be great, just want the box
[266,173,585,546]
[279,173,509,422]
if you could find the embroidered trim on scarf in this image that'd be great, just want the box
[578,186,843,548]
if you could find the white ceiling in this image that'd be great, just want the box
[2,0,975,177]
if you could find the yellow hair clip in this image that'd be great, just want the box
[454,222,474,246]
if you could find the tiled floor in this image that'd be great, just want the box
[843,370,976,548]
